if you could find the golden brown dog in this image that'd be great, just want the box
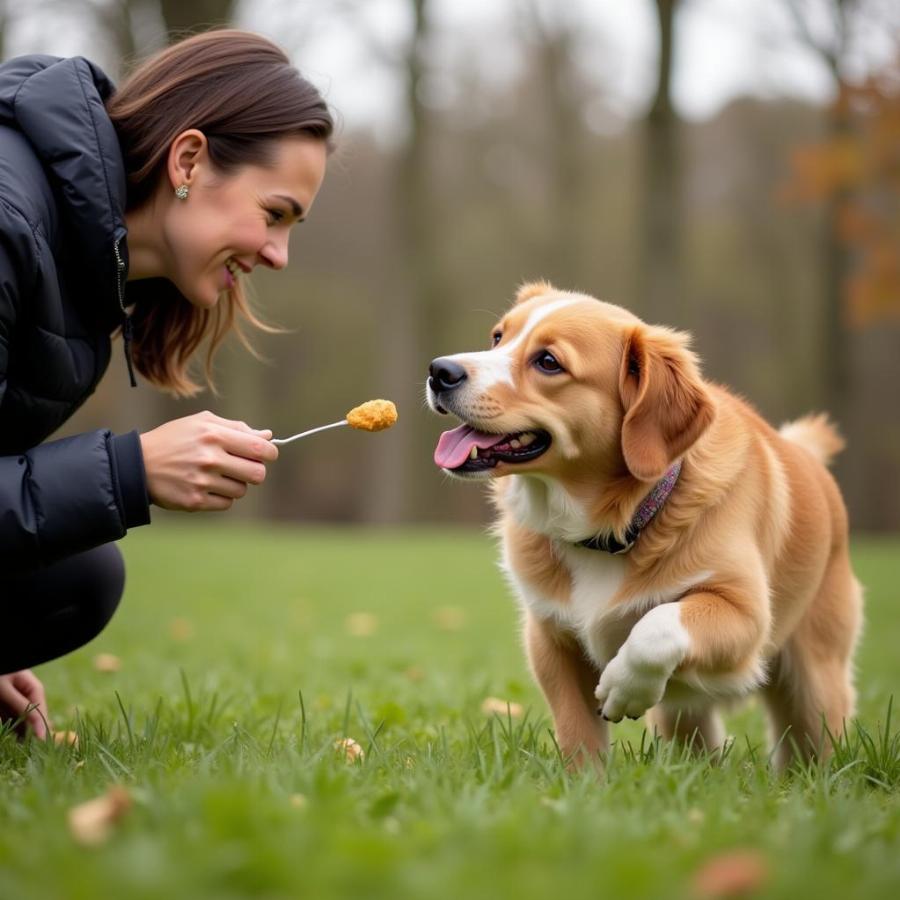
[427,282,862,769]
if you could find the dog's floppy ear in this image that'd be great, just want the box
[515,280,555,305]
[618,325,715,482]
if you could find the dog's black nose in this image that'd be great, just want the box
[429,357,468,393]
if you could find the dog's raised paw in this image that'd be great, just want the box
[594,653,668,723]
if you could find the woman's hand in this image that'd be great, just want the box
[140,411,279,512]
[0,670,50,740]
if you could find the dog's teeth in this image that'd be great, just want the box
[469,446,478,460]
[519,433,535,447]
[510,439,521,449]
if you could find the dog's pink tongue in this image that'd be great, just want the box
[434,424,506,469]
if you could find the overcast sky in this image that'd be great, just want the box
[6,0,898,139]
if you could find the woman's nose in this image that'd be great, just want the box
[259,236,289,270]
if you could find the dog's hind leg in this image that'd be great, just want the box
[647,703,725,754]
[762,553,862,771]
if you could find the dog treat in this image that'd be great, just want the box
[346,399,398,432]
[272,400,398,446]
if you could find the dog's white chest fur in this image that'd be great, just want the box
[499,476,632,666]
[512,546,626,632]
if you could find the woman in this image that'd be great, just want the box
[0,30,333,737]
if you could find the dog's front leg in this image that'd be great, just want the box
[595,586,767,722]
[525,612,607,769]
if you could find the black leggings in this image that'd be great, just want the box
[1,543,124,674]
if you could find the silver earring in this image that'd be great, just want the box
[174,184,190,200]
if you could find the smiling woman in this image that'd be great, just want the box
[108,29,333,396]
[0,29,334,735]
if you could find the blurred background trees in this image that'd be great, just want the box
[3,0,898,529]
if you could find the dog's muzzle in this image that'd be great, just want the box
[428,357,468,415]
[428,357,467,394]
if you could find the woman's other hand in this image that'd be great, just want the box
[140,411,279,511]
[0,669,50,739]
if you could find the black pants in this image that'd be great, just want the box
[1,543,124,674]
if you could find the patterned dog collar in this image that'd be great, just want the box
[578,460,683,555]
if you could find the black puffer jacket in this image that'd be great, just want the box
[0,55,150,571]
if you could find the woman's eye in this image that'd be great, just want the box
[535,351,563,373]
[491,332,502,347]
[266,209,285,225]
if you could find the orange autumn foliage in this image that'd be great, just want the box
[782,55,900,326]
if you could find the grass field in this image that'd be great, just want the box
[1,523,898,900]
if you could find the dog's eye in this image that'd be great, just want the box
[535,351,564,374]
[491,332,502,347]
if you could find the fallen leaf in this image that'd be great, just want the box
[93,654,122,673]
[691,850,770,898]
[52,730,79,747]
[404,665,425,682]
[67,786,132,846]
[434,607,467,631]
[169,618,194,641]
[289,793,307,808]
[481,697,524,717]
[334,737,364,762]
[345,613,378,637]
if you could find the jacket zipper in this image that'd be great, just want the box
[114,238,137,388]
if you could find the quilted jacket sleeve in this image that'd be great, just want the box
[1,206,150,572]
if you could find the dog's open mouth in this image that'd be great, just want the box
[434,424,552,472]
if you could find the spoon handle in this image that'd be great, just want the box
[271,420,348,445]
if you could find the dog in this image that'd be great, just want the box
[427,282,862,770]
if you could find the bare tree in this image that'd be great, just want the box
[0,1,8,61]
[328,0,445,522]
[514,2,590,284]
[158,0,236,38]
[638,0,685,325]
[779,0,900,523]
[781,0,860,434]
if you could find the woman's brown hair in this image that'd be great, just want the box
[106,29,334,396]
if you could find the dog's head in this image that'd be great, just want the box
[427,282,714,485]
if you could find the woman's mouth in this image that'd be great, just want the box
[224,257,244,289]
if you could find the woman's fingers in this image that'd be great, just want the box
[0,671,50,739]
[213,426,279,465]
[141,412,278,512]
[204,475,249,501]
[202,411,273,441]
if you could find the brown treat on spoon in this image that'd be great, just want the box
[346,399,398,432]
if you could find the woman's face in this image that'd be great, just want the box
[163,135,328,308]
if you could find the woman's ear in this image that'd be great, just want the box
[618,325,715,482]
[166,129,208,192]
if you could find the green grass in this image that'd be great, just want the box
[1,524,898,900]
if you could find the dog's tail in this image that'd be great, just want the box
[779,413,845,467]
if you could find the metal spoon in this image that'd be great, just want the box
[271,420,348,446]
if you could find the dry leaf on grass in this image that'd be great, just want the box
[334,737,364,762]
[690,849,770,898]
[481,697,524,717]
[289,793,308,808]
[169,618,194,641]
[404,665,425,682]
[345,613,378,637]
[93,653,121,673]
[67,786,132,846]
[433,607,467,631]
[52,730,79,747]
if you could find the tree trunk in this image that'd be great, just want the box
[360,0,437,522]
[158,0,235,38]
[0,1,7,62]
[638,0,685,324]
